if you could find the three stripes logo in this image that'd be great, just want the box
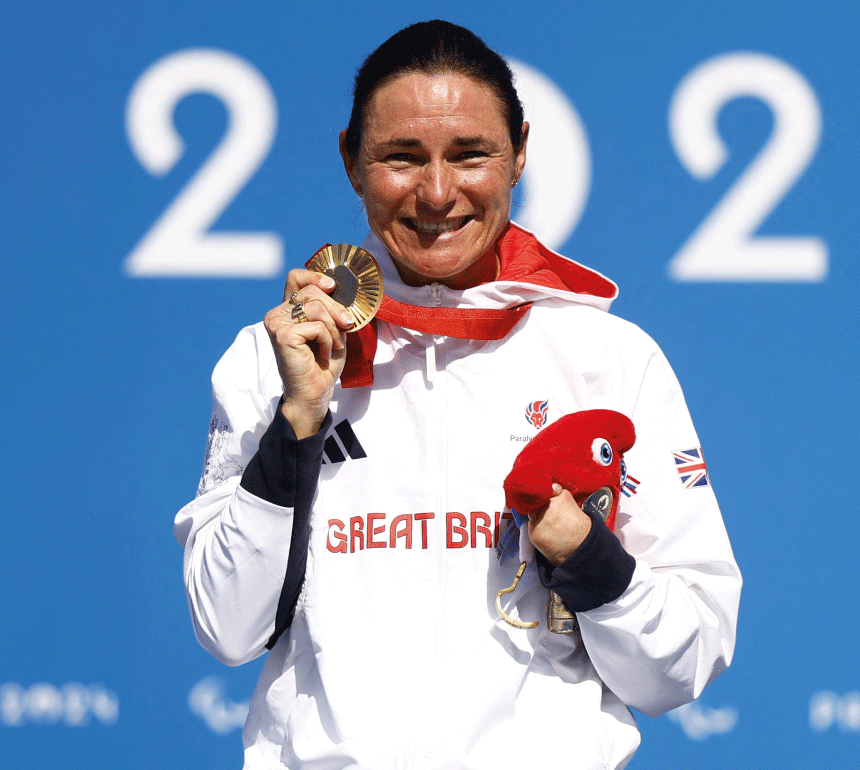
[323,420,367,464]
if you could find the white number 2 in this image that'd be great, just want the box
[669,52,827,282]
[125,49,282,277]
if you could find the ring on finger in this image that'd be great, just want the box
[291,302,308,323]
[288,290,299,305]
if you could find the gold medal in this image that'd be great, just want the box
[306,244,384,331]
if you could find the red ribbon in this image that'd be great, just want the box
[341,297,531,387]
[315,223,616,388]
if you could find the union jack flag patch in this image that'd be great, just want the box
[674,447,710,489]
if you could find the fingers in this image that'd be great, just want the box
[527,486,592,566]
[282,268,335,303]
[297,295,354,350]
[264,267,355,394]
[282,269,355,346]
[265,308,333,366]
[525,485,567,527]
[264,299,347,439]
[264,301,345,370]
[260,269,358,439]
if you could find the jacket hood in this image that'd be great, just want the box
[360,221,618,314]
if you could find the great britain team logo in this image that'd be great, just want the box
[674,447,710,488]
[525,400,549,429]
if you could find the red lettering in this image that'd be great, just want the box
[327,519,347,553]
[494,511,514,547]
[447,512,468,548]
[390,514,412,548]
[328,511,514,552]
[367,513,386,548]
[471,511,493,548]
[415,513,434,549]
[350,516,364,552]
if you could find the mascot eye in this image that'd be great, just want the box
[620,459,628,485]
[592,438,613,466]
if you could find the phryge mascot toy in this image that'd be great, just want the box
[498,409,636,632]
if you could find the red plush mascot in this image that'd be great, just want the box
[504,409,635,531]
[497,409,636,631]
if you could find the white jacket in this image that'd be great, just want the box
[175,227,741,770]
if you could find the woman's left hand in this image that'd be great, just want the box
[527,484,592,566]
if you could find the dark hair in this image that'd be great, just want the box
[343,20,524,156]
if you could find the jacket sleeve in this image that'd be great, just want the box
[573,341,741,717]
[173,324,327,666]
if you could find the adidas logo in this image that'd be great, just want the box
[323,420,367,464]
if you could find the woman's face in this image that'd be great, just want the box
[341,72,528,289]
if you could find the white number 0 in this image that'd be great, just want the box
[507,58,591,251]
[124,49,282,277]
[669,52,827,282]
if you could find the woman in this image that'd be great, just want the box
[176,20,741,770]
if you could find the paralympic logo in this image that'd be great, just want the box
[188,676,249,734]
[667,700,738,740]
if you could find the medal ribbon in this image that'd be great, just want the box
[341,298,531,387]
[339,223,616,388]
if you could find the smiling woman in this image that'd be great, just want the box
[340,71,528,289]
[175,19,741,770]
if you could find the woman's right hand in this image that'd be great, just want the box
[264,269,356,438]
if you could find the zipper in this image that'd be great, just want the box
[411,329,448,770]
[402,734,416,770]
[425,339,437,382]
[434,330,448,663]
[404,284,447,770]
[428,283,448,664]
[425,284,443,383]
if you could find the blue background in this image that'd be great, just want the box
[2,1,858,768]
